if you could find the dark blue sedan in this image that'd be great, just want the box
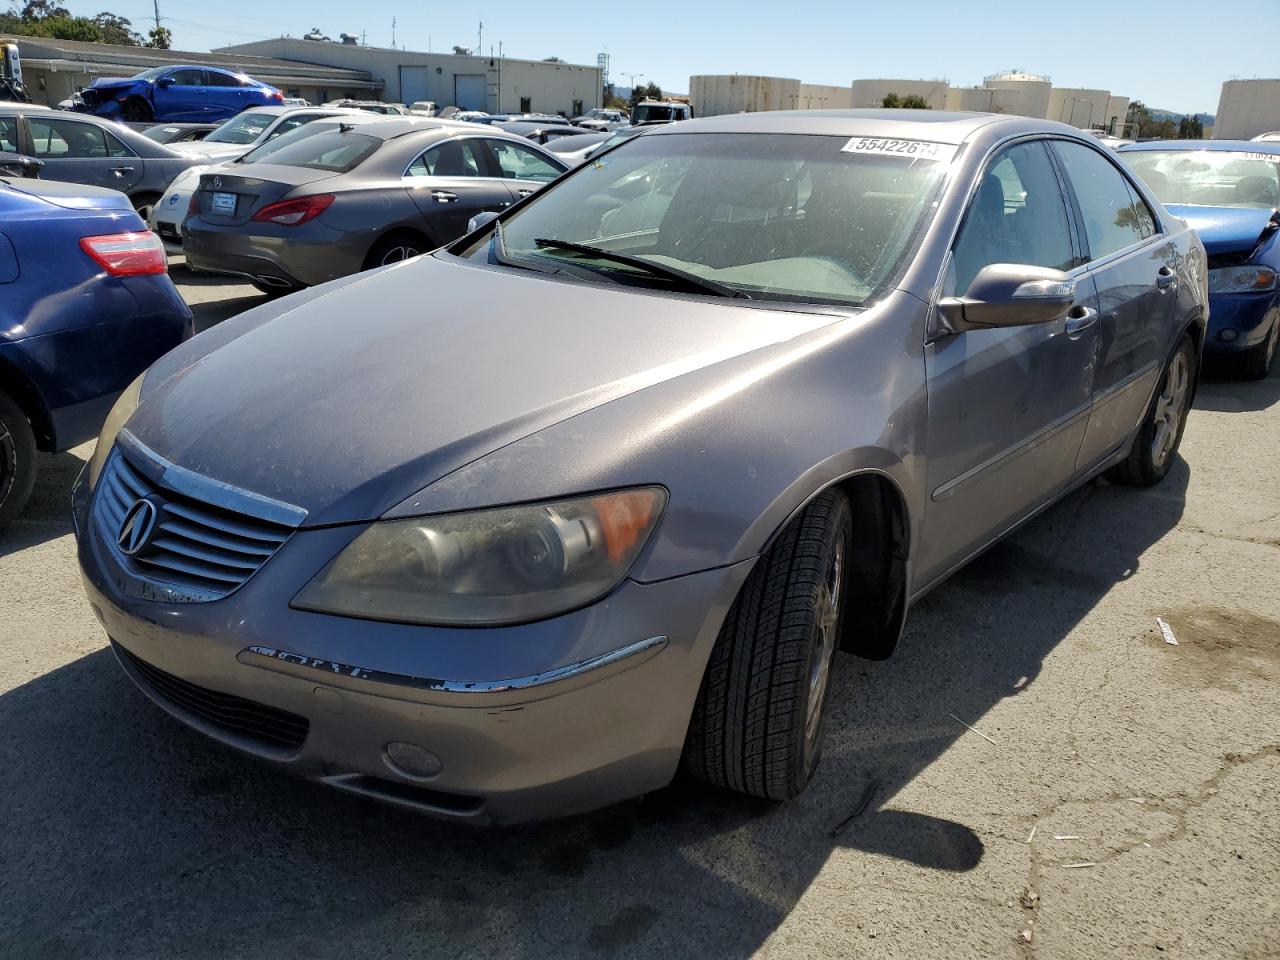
[1121,140,1280,378]
[0,174,193,528]
[71,65,284,124]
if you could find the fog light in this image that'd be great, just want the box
[1218,329,1239,343]
[384,742,443,780]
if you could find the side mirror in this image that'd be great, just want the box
[467,210,499,234]
[937,264,1076,333]
[156,76,176,88]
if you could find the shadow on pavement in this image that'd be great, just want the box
[1195,354,1280,413]
[0,449,85,557]
[0,461,1189,959]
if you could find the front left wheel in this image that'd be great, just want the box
[684,488,852,800]
[0,389,38,532]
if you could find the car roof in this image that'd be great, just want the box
[1119,139,1280,155]
[650,108,1059,143]
[545,132,610,151]
[301,114,531,143]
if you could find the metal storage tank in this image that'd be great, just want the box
[1103,96,1130,135]
[689,74,800,117]
[1213,79,1280,139]
[983,70,1052,119]
[797,83,854,109]
[944,86,995,112]
[850,78,949,109]
[1047,87,1112,129]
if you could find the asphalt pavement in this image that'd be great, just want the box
[1,266,1277,960]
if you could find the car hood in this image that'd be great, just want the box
[88,76,139,89]
[126,255,844,526]
[1165,203,1279,256]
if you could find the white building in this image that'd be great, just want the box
[216,38,602,116]
[1213,79,1280,139]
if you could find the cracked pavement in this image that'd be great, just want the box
[1,271,1277,959]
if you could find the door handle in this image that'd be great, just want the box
[517,188,535,197]
[1064,306,1099,338]
[1156,266,1177,290]
[431,190,458,203]
[110,166,135,176]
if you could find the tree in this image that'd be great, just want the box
[0,3,144,46]
[1178,115,1204,139]
[147,25,172,49]
[881,93,930,109]
[92,12,143,45]
[20,1,71,19]
[629,81,662,107]
[1125,100,1177,140]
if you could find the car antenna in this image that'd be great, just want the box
[339,122,355,134]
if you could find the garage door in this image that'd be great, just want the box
[454,74,487,110]
[400,66,429,105]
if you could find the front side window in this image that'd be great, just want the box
[29,118,109,159]
[0,117,17,153]
[407,139,486,177]
[1052,141,1157,261]
[168,69,203,86]
[1125,149,1280,210]
[465,132,948,307]
[952,140,1075,293]
[205,112,276,145]
[489,141,562,183]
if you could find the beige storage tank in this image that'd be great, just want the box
[850,78,949,109]
[983,71,1052,119]
[1213,79,1280,139]
[689,74,801,117]
[1103,96,1130,135]
[944,86,995,112]
[1047,87,1112,129]
[797,83,853,109]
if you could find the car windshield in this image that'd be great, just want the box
[1127,150,1280,209]
[204,112,275,145]
[239,128,379,172]
[463,132,947,307]
[131,66,170,81]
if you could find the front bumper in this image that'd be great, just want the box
[74,467,751,823]
[150,186,193,252]
[1205,290,1279,352]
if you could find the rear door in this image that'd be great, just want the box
[1049,139,1174,470]
[25,115,142,193]
[484,138,566,203]
[203,69,247,120]
[918,138,1099,583]
[154,69,207,121]
[403,138,513,240]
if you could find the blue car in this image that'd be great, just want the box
[0,175,194,528]
[1120,140,1280,378]
[71,65,284,124]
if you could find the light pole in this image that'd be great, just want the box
[622,72,644,96]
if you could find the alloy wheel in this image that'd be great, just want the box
[0,420,15,510]
[1151,349,1191,468]
[804,535,844,758]
[380,246,421,265]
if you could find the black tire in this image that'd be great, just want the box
[130,192,162,225]
[363,233,429,271]
[0,389,38,532]
[1239,319,1278,381]
[250,280,292,299]
[684,488,853,800]
[1107,333,1197,487]
[121,98,152,123]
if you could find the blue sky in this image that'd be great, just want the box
[100,0,1276,114]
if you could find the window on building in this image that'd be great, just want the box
[573,99,583,116]
[520,96,532,112]
[316,90,330,103]
[287,89,301,99]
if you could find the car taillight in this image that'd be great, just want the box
[269,90,284,102]
[79,231,168,276]
[251,194,335,226]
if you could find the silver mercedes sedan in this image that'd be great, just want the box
[75,110,1206,824]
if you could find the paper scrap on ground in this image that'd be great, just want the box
[1156,617,1178,645]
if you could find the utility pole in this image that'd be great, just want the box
[391,16,396,48]
[477,21,483,57]
[152,0,162,35]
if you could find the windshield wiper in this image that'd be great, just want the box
[531,237,751,299]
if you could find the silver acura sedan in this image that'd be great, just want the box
[75,110,1206,824]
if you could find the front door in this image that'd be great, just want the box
[917,139,1099,584]
[403,138,513,242]
[1050,140,1175,469]
[154,68,206,120]
[24,115,142,194]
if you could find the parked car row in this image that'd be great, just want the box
[5,103,1276,828]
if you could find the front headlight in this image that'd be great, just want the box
[292,487,667,626]
[87,373,144,489]
[1208,265,1277,294]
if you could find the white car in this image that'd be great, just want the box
[151,106,358,251]
[1252,131,1280,143]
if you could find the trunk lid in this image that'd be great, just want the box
[192,164,339,226]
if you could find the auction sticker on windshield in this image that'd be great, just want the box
[841,137,959,163]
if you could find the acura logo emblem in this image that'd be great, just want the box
[118,498,159,556]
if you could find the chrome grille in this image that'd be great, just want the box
[93,439,301,601]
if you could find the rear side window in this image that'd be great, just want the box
[204,71,243,88]
[407,140,487,177]
[245,131,379,173]
[1052,141,1156,260]
[29,118,118,159]
[0,117,17,153]
[952,140,1075,293]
